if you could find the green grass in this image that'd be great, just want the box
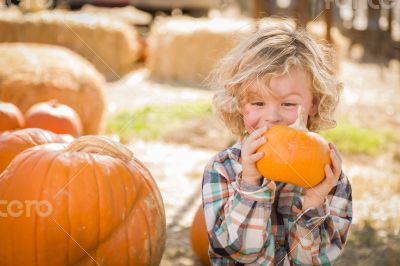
[321,122,394,155]
[106,101,212,143]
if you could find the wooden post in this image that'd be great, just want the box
[263,0,274,17]
[252,0,263,19]
[388,1,393,39]
[294,0,309,28]
[325,3,333,42]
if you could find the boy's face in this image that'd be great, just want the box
[240,67,317,133]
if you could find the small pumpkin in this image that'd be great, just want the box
[0,128,72,174]
[24,100,82,137]
[191,205,210,266]
[256,107,331,188]
[0,101,24,132]
[0,135,166,266]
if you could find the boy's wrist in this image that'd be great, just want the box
[242,175,263,186]
[302,195,326,210]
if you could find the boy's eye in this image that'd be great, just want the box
[282,103,297,107]
[251,102,264,106]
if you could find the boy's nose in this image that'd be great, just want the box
[263,107,283,126]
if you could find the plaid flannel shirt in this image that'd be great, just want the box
[202,140,352,265]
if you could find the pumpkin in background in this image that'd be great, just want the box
[191,205,210,266]
[0,101,24,132]
[0,135,166,266]
[0,128,72,174]
[24,100,83,137]
[256,107,331,188]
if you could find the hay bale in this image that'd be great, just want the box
[0,9,141,80]
[147,16,255,86]
[19,0,49,13]
[81,4,152,26]
[0,43,106,135]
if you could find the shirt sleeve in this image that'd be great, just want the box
[202,157,277,264]
[287,172,353,265]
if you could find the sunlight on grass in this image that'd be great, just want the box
[321,122,394,155]
[106,101,212,143]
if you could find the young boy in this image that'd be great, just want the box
[202,21,352,265]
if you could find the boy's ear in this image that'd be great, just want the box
[310,98,319,116]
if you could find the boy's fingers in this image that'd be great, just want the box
[324,164,334,182]
[330,149,342,176]
[247,137,267,153]
[249,151,264,162]
[329,143,342,164]
[249,126,268,140]
[325,164,339,186]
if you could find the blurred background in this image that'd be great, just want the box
[0,0,399,265]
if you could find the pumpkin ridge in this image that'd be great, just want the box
[121,161,150,264]
[121,159,165,265]
[131,158,165,219]
[139,200,152,265]
[64,151,74,265]
[0,145,36,185]
[36,150,60,266]
[104,155,131,264]
[291,130,312,187]
[65,153,100,265]
[69,156,145,265]
[67,152,106,265]
[123,207,131,266]
[7,130,41,147]
[0,148,35,262]
[12,129,50,147]
[70,172,149,265]
[292,130,305,182]
[131,181,164,266]
[96,151,109,252]
[139,175,166,265]
[133,165,158,265]
[89,152,100,264]
[119,159,131,265]
[308,141,317,186]
[135,159,166,229]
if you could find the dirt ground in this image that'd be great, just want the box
[105,57,400,265]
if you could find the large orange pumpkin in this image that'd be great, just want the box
[256,107,331,188]
[191,205,210,266]
[0,101,24,131]
[0,128,72,174]
[0,135,166,266]
[24,100,83,137]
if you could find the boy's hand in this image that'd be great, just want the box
[241,126,268,186]
[302,143,342,210]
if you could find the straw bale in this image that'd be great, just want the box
[81,4,152,26]
[0,9,141,80]
[0,43,106,135]
[147,16,255,86]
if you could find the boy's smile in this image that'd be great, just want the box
[240,67,318,133]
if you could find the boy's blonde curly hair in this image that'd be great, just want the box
[211,21,342,136]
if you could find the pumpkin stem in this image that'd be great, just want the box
[64,135,133,162]
[289,106,308,132]
[48,99,59,108]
